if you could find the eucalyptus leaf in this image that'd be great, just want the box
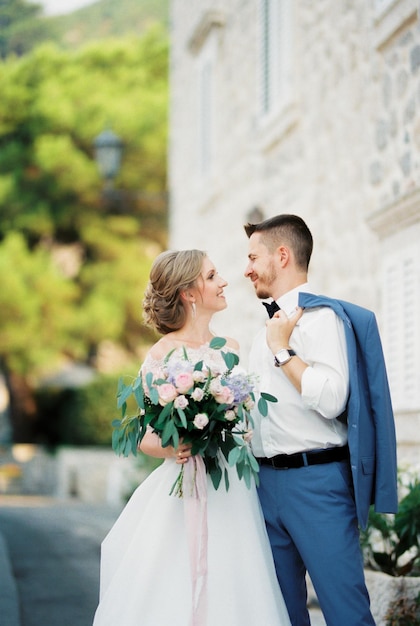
[258,396,268,417]
[222,351,238,370]
[177,408,187,428]
[132,376,142,390]
[224,467,230,491]
[209,336,226,350]
[133,385,145,410]
[161,419,175,447]
[148,386,159,405]
[228,446,241,467]
[261,392,278,403]
[248,451,260,472]
[210,466,223,490]
[242,463,252,489]
[117,383,133,409]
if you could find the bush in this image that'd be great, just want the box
[35,374,119,446]
[385,591,420,625]
[360,478,420,577]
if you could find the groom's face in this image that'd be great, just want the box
[244,233,277,300]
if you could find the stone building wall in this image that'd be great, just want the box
[169,0,420,459]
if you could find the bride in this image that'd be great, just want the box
[92,249,291,626]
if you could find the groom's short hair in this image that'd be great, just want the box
[244,214,313,271]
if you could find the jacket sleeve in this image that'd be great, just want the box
[362,313,398,513]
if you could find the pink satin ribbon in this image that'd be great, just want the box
[183,455,208,626]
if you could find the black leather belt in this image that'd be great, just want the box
[256,445,349,470]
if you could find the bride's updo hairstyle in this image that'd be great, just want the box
[143,249,207,335]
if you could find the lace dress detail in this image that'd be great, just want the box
[93,345,291,626]
[141,344,239,376]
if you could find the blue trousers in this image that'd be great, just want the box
[257,460,375,626]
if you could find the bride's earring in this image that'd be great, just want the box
[191,302,196,319]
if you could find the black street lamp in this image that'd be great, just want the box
[93,128,123,184]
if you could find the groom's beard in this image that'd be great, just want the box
[254,260,277,300]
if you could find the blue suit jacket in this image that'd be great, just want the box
[298,293,398,529]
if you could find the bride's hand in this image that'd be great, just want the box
[174,442,192,464]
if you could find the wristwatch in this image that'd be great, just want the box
[274,348,296,367]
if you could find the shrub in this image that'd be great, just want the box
[385,591,420,625]
[35,375,119,446]
[360,479,420,577]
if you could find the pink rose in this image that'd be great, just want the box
[209,378,223,395]
[193,413,209,429]
[174,395,189,409]
[175,372,194,394]
[214,386,235,405]
[191,387,204,402]
[158,383,178,406]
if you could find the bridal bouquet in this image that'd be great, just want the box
[112,337,277,493]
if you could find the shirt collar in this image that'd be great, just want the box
[276,282,313,317]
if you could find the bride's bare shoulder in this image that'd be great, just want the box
[146,336,179,361]
[222,336,240,352]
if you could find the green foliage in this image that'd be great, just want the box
[0,0,48,58]
[0,232,80,373]
[35,375,120,446]
[385,592,420,626]
[361,480,420,577]
[47,0,169,49]
[0,5,169,444]
[112,338,273,492]
[0,27,169,242]
[0,27,167,383]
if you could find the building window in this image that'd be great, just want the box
[188,11,224,180]
[198,56,213,177]
[258,0,293,119]
[382,244,420,411]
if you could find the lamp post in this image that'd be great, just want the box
[93,128,123,182]
[93,128,124,211]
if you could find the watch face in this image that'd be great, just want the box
[277,349,289,363]
[274,349,295,367]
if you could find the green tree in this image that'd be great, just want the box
[0,0,49,58]
[0,26,168,243]
[0,28,168,440]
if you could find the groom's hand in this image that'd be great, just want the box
[266,307,303,354]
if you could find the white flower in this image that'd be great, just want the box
[244,397,255,410]
[225,409,236,422]
[174,395,189,409]
[209,378,223,395]
[193,413,209,429]
[191,387,204,402]
[193,370,206,383]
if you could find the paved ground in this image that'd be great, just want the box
[0,496,121,626]
[0,495,326,626]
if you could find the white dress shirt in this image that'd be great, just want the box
[249,283,349,458]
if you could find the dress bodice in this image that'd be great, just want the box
[141,344,239,376]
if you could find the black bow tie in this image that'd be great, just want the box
[262,301,280,318]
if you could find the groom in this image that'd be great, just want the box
[244,214,398,626]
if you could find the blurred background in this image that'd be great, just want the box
[0,0,419,505]
[0,0,169,501]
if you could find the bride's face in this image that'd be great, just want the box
[193,257,228,314]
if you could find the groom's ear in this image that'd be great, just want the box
[276,245,291,267]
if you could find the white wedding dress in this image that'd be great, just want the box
[93,347,291,626]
